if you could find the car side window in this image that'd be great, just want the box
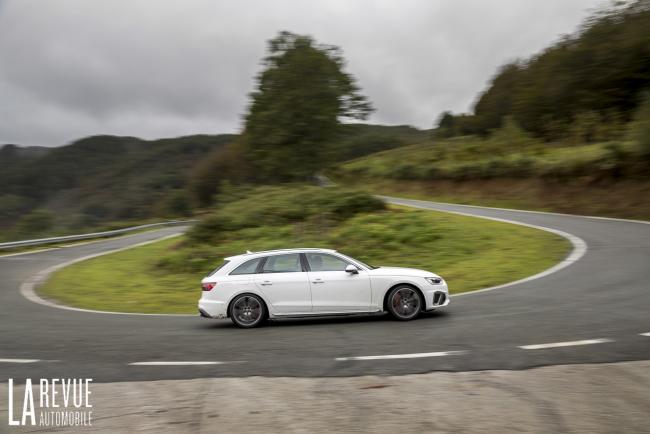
[306,253,350,272]
[261,253,302,273]
[230,257,262,275]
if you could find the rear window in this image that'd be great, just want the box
[230,257,263,275]
[208,260,230,276]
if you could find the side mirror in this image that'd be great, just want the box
[345,264,359,274]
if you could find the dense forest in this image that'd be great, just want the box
[437,0,650,142]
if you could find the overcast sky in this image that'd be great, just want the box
[0,0,605,147]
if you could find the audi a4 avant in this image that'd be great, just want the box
[199,248,449,327]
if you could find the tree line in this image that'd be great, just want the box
[436,0,650,142]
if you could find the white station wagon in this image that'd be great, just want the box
[199,248,449,327]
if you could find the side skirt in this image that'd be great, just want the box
[269,310,384,320]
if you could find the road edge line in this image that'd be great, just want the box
[19,232,195,317]
[19,196,589,315]
[383,197,588,297]
[377,195,650,226]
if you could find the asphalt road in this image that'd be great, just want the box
[1,199,649,382]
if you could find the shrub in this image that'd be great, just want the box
[627,92,650,158]
[14,209,54,237]
[187,186,384,244]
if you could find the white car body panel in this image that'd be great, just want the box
[198,248,449,321]
[307,269,372,312]
[254,272,311,314]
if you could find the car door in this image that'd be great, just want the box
[253,253,311,314]
[304,253,371,312]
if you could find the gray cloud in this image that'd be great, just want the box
[0,0,603,146]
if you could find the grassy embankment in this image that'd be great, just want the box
[331,136,650,219]
[39,186,568,314]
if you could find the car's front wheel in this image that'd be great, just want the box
[387,285,422,321]
[229,294,266,328]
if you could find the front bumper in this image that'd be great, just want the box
[424,289,450,311]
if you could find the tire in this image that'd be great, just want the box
[229,294,267,328]
[386,285,422,321]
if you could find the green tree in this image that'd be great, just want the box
[15,209,54,237]
[435,0,650,141]
[243,31,373,181]
[627,92,650,157]
[488,116,538,153]
[473,63,522,134]
[435,111,456,138]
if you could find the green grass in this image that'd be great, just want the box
[332,136,643,181]
[336,176,650,220]
[40,237,196,314]
[330,134,650,219]
[39,205,569,314]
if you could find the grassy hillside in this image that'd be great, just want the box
[40,186,568,313]
[330,2,650,219]
[332,134,650,219]
[334,136,647,182]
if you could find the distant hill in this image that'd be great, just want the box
[0,134,237,237]
[0,123,420,240]
[332,124,428,160]
[0,144,50,159]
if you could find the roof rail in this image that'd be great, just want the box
[241,248,337,255]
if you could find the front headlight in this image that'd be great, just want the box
[426,277,443,285]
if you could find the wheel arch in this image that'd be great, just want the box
[382,282,425,312]
[226,291,270,319]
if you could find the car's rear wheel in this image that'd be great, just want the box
[230,294,266,328]
[387,285,422,321]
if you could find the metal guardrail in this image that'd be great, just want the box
[0,220,197,250]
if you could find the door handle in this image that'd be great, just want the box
[312,279,324,284]
[260,281,272,286]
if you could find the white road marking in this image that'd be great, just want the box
[336,350,466,361]
[19,233,194,317]
[129,361,228,366]
[0,248,60,258]
[17,196,604,317]
[380,195,650,225]
[640,332,650,337]
[0,358,40,363]
[383,196,589,297]
[519,338,613,350]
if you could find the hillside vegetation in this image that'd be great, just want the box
[332,124,650,218]
[0,123,418,241]
[335,130,647,182]
[0,134,236,241]
[40,186,568,313]
[438,0,650,141]
[334,1,650,219]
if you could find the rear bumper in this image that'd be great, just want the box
[198,299,228,319]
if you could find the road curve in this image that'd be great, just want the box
[1,199,649,382]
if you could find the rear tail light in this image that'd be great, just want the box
[202,282,216,291]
